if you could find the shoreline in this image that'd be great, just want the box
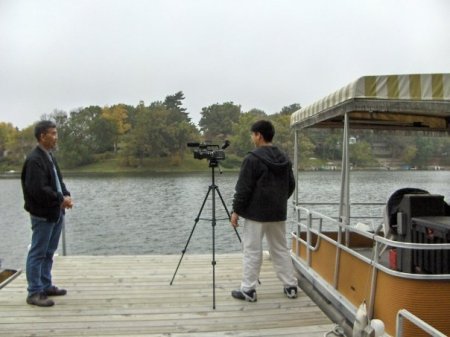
[2,166,449,179]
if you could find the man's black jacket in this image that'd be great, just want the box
[21,146,70,222]
[232,146,295,222]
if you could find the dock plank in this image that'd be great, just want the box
[0,254,334,337]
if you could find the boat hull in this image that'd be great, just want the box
[291,231,450,337]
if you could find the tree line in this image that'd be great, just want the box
[1,91,449,171]
[0,92,300,170]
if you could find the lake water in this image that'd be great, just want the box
[1,170,450,269]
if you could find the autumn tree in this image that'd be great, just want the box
[0,121,37,170]
[102,104,131,152]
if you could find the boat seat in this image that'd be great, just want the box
[379,188,429,258]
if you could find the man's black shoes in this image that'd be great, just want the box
[27,286,67,306]
[44,286,67,296]
[231,289,257,302]
[26,292,55,307]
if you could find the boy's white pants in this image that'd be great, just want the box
[241,218,297,291]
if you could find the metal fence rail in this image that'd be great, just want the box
[396,309,447,337]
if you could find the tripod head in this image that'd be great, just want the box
[187,140,230,163]
[208,157,220,168]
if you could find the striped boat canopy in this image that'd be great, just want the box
[290,74,450,132]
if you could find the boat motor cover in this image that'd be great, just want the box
[386,188,429,234]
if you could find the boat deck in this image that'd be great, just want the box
[0,254,334,337]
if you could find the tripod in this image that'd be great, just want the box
[170,158,241,309]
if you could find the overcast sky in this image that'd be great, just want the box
[1,0,449,129]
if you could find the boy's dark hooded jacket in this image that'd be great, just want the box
[232,146,295,222]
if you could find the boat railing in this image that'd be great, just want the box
[293,204,450,281]
[297,202,386,221]
[396,309,447,337]
[292,204,450,325]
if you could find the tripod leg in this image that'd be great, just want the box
[170,186,212,286]
[211,186,216,309]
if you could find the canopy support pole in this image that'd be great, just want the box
[294,129,299,206]
[334,112,351,288]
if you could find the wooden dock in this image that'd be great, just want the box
[0,254,334,337]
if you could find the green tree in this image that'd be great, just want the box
[230,110,294,158]
[230,113,260,156]
[435,137,450,165]
[199,102,241,140]
[269,113,293,156]
[164,91,190,123]
[41,109,69,129]
[0,122,17,159]
[56,107,109,167]
[138,103,169,160]
[320,131,342,161]
[121,101,200,166]
[164,120,199,161]
[119,103,145,167]
[350,141,376,167]
[401,145,417,165]
[162,91,199,161]
[246,108,267,117]
[298,134,315,168]
[412,137,435,168]
[120,107,152,166]
[279,103,301,115]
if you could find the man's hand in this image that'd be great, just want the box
[61,196,73,209]
[231,212,239,228]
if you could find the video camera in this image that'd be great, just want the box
[187,140,230,161]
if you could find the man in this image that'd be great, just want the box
[21,120,73,307]
[230,120,297,302]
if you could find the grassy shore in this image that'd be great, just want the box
[62,155,242,175]
[3,154,447,176]
[1,151,244,175]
